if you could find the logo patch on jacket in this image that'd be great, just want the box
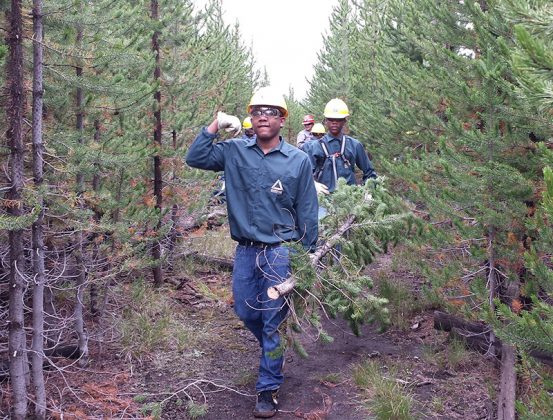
[271,179,283,195]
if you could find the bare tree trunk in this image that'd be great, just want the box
[6,1,28,417]
[43,246,56,345]
[89,119,101,317]
[151,0,163,286]
[30,0,46,416]
[498,344,516,420]
[497,276,520,420]
[74,18,89,366]
[487,228,497,354]
[487,227,517,419]
[167,129,178,271]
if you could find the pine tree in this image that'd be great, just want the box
[5,2,28,417]
[307,0,551,365]
[150,0,163,285]
[30,0,47,415]
[284,87,306,143]
[305,0,358,116]
[492,0,553,357]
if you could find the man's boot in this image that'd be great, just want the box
[253,389,278,418]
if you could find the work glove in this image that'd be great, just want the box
[217,111,241,137]
[314,181,329,196]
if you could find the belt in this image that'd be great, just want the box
[238,239,282,249]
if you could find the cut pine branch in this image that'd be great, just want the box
[268,215,356,300]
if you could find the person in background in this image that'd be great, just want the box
[299,122,325,150]
[303,98,377,196]
[242,116,255,139]
[186,86,318,418]
[310,123,325,140]
[296,114,315,149]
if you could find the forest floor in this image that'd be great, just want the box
[6,246,501,420]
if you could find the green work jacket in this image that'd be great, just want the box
[186,127,318,250]
[303,134,377,192]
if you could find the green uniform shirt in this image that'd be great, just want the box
[186,127,318,250]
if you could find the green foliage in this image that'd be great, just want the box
[187,401,209,419]
[285,178,413,355]
[351,359,414,420]
[305,0,358,115]
[119,279,196,359]
[377,276,421,330]
[446,338,471,371]
[0,44,7,64]
[140,402,162,419]
[491,0,553,353]
[133,394,147,403]
[515,355,553,420]
[0,0,263,345]
[284,87,310,143]
[305,0,553,363]
[317,372,342,385]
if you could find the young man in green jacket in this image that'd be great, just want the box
[186,87,318,418]
[303,98,377,194]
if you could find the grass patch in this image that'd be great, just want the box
[446,338,470,371]
[430,396,445,415]
[375,275,422,330]
[118,278,200,361]
[194,280,231,302]
[184,229,235,260]
[139,402,162,419]
[351,359,414,420]
[317,372,342,385]
[187,400,209,419]
[421,343,446,369]
[421,339,471,371]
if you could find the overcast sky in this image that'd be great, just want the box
[197,0,338,100]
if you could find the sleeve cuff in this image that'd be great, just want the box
[202,126,219,139]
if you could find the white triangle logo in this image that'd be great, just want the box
[271,179,283,194]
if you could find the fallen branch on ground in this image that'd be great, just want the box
[182,251,234,271]
[433,311,553,366]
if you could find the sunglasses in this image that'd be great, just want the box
[313,133,324,138]
[250,107,281,118]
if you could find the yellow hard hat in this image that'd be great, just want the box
[242,117,252,129]
[247,86,288,118]
[323,98,349,119]
[311,123,325,134]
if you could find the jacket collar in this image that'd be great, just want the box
[246,136,292,157]
[324,133,343,142]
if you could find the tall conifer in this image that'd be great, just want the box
[5,1,28,417]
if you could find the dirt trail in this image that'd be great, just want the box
[175,307,495,420]
[27,254,496,419]
[150,252,497,419]
[179,313,413,420]
[162,309,486,420]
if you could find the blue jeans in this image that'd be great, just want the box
[232,244,290,392]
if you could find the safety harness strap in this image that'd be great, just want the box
[317,136,351,184]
